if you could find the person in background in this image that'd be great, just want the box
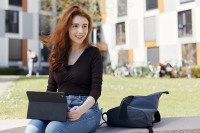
[25,5,103,133]
[26,49,36,77]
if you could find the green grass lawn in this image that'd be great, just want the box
[0,75,200,119]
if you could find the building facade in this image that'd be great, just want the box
[0,0,54,70]
[102,0,200,68]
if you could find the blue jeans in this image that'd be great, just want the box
[25,95,102,133]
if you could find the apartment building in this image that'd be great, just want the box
[102,0,200,68]
[0,0,54,70]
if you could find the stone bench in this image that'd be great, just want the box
[95,116,200,133]
[0,116,200,133]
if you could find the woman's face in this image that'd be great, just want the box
[69,15,89,46]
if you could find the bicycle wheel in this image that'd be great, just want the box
[114,68,125,77]
[130,67,142,77]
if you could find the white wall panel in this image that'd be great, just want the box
[106,0,117,23]
[157,12,178,46]
[0,38,8,67]
[102,23,118,68]
[195,6,200,42]
[28,0,39,13]
[128,19,138,48]
[0,0,8,9]
[23,12,33,39]
[164,0,177,13]
[0,9,5,37]
[159,44,181,66]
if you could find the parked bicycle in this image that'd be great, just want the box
[183,60,193,79]
[114,64,130,77]
[114,63,142,78]
[143,62,160,78]
[105,63,114,75]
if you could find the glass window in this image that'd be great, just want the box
[41,45,51,62]
[39,14,51,36]
[118,50,129,65]
[97,26,104,43]
[9,0,22,6]
[180,0,195,4]
[6,10,19,33]
[182,43,196,65]
[118,0,127,17]
[9,39,22,61]
[178,10,192,37]
[116,22,126,45]
[146,0,158,10]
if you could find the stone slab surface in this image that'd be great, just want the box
[0,117,200,133]
[0,119,30,133]
[95,116,200,133]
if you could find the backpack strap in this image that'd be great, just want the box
[146,111,160,133]
[99,112,107,127]
[147,127,153,133]
[119,96,134,120]
[153,111,160,123]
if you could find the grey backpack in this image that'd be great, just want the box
[102,91,169,133]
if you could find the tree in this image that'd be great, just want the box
[40,0,102,26]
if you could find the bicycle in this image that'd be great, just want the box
[143,62,160,78]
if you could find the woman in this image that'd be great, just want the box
[25,5,103,133]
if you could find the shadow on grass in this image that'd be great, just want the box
[16,76,49,81]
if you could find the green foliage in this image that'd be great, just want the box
[191,66,200,78]
[40,0,102,25]
[1,75,200,119]
[0,68,24,75]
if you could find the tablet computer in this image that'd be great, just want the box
[26,91,69,122]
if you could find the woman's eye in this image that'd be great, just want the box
[83,25,88,28]
[73,25,78,28]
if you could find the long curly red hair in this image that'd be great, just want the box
[41,5,93,72]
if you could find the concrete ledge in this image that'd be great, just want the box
[95,116,200,133]
[0,117,200,133]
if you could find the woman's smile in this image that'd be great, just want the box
[69,15,89,46]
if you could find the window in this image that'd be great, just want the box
[9,0,22,6]
[180,0,195,4]
[116,22,126,45]
[41,46,51,62]
[39,14,51,35]
[144,17,156,42]
[147,47,159,65]
[6,10,19,33]
[178,10,192,37]
[146,0,158,10]
[9,39,22,61]
[182,43,196,65]
[118,50,129,65]
[97,26,104,43]
[118,0,127,17]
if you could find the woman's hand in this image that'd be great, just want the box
[67,96,95,121]
[67,106,84,121]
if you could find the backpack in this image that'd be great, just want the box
[32,56,38,63]
[102,91,169,133]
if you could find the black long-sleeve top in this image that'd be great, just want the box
[46,46,103,102]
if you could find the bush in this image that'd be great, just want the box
[191,66,200,78]
[0,68,25,75]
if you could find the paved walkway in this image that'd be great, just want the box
[0,75,26,132]
[0,75,19,95]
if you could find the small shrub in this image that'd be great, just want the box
[0,68,25,75]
